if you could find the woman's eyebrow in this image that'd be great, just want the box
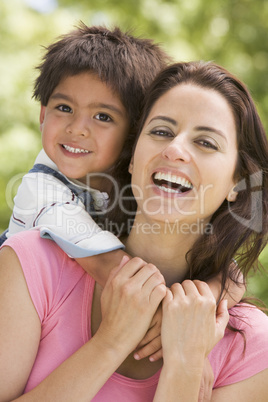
[149,115,178,126]
[195,126,227,142]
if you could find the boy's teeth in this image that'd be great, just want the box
[63,144,89,154]
[154,172,192,189]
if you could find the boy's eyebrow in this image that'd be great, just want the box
[93,103,124,117]
[50,93,72,102]
[50,93,124,116]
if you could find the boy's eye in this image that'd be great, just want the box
[196,139,219,151]
[95,113,112,122]
[57,105,72,113]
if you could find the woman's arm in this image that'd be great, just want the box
[154,280,229,402]
[0,246,41,401]
[0,249,165,401]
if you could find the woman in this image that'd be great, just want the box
[0,61,268,401]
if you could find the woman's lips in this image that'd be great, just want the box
[152,171,193,194]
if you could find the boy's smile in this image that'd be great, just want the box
[40,72,129,188]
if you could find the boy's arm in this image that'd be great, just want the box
[76,249,128,287]
[9,165,124,261]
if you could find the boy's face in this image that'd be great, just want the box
[40,72,129,188]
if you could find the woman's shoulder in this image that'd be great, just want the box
[3,229,86,279]
[210,303,268,388]
[229,302,268,332]
[2,230,90,322]
[4,229,72,269]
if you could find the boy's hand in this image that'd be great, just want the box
[133,304,163,362]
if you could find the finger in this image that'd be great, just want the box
[141,266,166,293]
[181,279,200,296]
[110,256,147,283]
[169,283,184,297]
[164,283,186,305]
[106,255,131,286]
[150,283,167,307]
[193,280,215,299]
[136,324,157,349]
[133,263,162,285]
[134,335,161,361]
[148,348,163,362]
[119,255,130,269]
[216,299,229,336]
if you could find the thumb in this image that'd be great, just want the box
[162,287,173,309]
[216,299,229,336]
[106,255,131,286]
[119,255,131,269]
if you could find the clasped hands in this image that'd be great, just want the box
[99,256,229,400]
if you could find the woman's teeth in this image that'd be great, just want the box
[62,144,89,154]
[153,172,193,193]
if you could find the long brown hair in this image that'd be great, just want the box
[132,61,268,295]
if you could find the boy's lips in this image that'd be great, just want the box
[62,144,91,154]
[152,171,193,194]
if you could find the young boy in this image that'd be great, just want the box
[1,24,244,360]
[1,24,170,272]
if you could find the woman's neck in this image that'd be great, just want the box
[124,216,200,287]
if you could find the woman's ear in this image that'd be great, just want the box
[226,186,238,202]
[128,157,133,174]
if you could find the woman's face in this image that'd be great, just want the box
[129,83,238,227]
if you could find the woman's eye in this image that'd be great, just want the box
[57,105,72,113]
[95,113,112,122]
[197,139,219,151]
[150,129,173,138]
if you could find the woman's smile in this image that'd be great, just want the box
[131,83,238,224]
[152,170,193,195]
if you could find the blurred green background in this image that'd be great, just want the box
[0,0,267,304]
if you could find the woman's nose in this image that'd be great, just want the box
[162,137,191,163]
[66,114,90,137]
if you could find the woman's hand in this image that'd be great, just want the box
[154,280,229,401]
[161,280,229,364]
[98,256,167,358]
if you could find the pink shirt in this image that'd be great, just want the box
[3,231,268,400]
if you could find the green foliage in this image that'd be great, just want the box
[0,0,267,303]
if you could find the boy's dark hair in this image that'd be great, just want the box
[33,23,170,137]
[33,23,171,234]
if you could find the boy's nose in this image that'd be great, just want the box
[162,137,191,163]
[66,115,90,137]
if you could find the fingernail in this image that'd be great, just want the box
[134,353,140,360]
[149,356,155,362]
